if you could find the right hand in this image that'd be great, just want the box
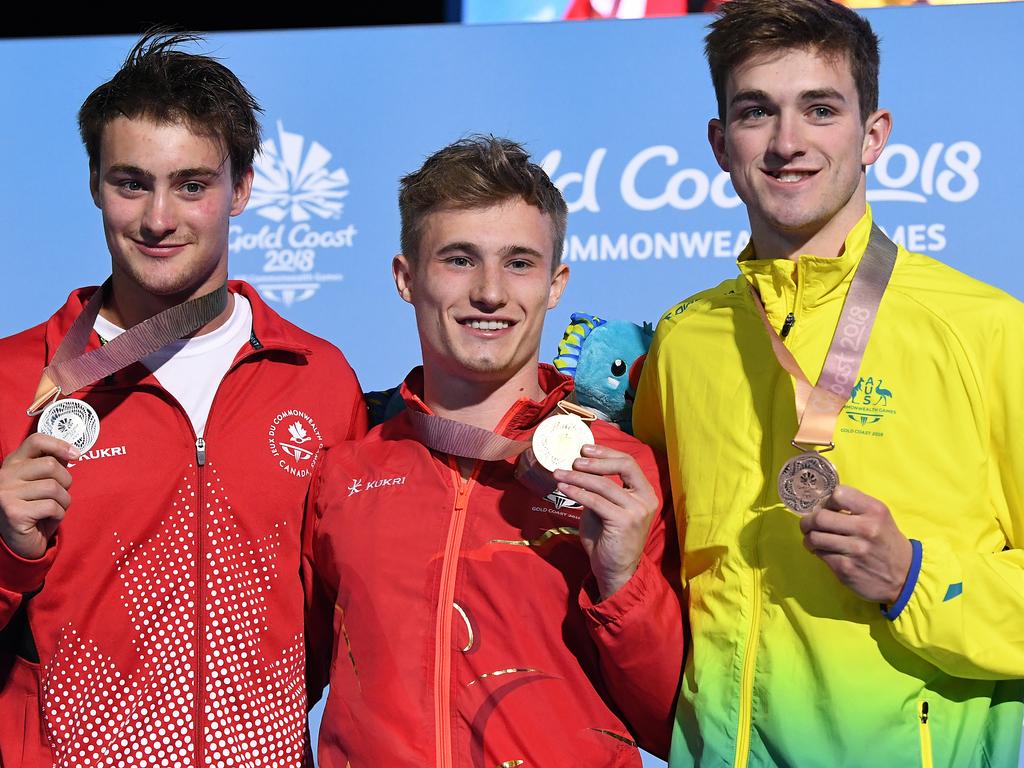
[0,434,77,559]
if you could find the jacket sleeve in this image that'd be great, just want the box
[580,446,684,759]
[887,297,1024,679]
[302,458,335,708]
[0,437,62,631]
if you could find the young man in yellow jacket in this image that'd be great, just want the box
[633,1,1024,766]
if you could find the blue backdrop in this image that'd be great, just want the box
[1,4,1020,394]
[1,6,1022,766]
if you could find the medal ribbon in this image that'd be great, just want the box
[406,409,531,461]
[406,401,596,500]
[406,400,595,460]
[28,280,229,415]
[749,224,897,449]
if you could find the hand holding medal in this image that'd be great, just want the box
[0,434,78,560]
[798,485,913,604]
[552,444,660,601]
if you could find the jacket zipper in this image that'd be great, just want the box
[434,465,477,768]
[734,295,799,767]
[732,565,761,768]
[918,701,933,768]
[188,343,270,765]
[195,437,207,768]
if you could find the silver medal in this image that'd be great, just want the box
[38,398,100,453]
[778,451,838,515]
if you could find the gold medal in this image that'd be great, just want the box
[530,413,595,472]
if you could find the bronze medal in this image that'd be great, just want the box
[778,451,838,515]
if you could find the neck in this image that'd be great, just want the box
[750,194,866,263]
[100,276,233,335]
[422,362,544,432]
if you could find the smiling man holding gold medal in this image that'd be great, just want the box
[304,136,684,767]
[0,32,366,766]
[634,1,1024,766]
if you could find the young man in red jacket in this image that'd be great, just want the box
[0,32,365,767]
[306,136,683,767]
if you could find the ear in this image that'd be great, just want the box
[546,261,570,310]
[393,253,414,304]
[861,108,893,166]
[230,167,254,217]
[89,165,101,209]
[708,118,730,172]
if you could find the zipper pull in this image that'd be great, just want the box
[780,313,796,339]
[919,701,929,724]
[196,437,206,467]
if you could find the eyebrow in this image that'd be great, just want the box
[105,164,222,181]
[435,242,549,261]
[730,87,848,107]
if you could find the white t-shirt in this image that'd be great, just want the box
[94,295,253,437]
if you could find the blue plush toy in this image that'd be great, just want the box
[553,312,653,434]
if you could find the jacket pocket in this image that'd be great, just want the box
[918,700,934,768]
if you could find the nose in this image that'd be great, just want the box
[469,261,508,310]
[140,189,177,240]
[766,110,805,163]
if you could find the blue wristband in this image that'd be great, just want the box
[883,538,923,621]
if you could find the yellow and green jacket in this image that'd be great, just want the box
[634,210,1024,768]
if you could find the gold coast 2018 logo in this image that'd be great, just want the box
[841,376,896,437]
[268,409,324,478]
[231,121,357,306]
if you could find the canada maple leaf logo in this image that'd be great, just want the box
[41,467,306,767]
[288,422,312,444]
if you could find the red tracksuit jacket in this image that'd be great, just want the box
[306,365,684,768]
[0,282,366,767]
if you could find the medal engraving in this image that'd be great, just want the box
[778,452,838,515]
[38,399,100,453]
[531,414,595,472]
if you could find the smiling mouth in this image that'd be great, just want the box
[463,319,512,331]
[766,170,817,183]
[133,239,189,254]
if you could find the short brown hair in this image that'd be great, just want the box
[79,30,262,182]
[399,135,568,267]
[705,0,880,122]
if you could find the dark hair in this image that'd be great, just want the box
[705,0,880,122]
[399,135,568,266]
[78,30,262,181]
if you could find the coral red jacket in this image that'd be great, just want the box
[306,366,683,768]
[0,282,366,768]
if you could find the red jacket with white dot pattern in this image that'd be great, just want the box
[0,281,366,768]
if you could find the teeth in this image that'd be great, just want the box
[775,172,808,183]
[468,320,510,330]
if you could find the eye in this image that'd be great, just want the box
[811,106,834,119]
[447,255,472,267]
[611,359,627,377]
[119,180,144,193]
[743,106,769,120]
[181,181,204,195]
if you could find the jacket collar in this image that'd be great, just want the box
[398,363,575,438]
[737,208,874,330]
[39,280,310,388]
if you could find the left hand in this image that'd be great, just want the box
[799,484,913,604]
[552,444,658,601]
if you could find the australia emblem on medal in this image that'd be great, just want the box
[778,452,838,515]
[38,398,101,453]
